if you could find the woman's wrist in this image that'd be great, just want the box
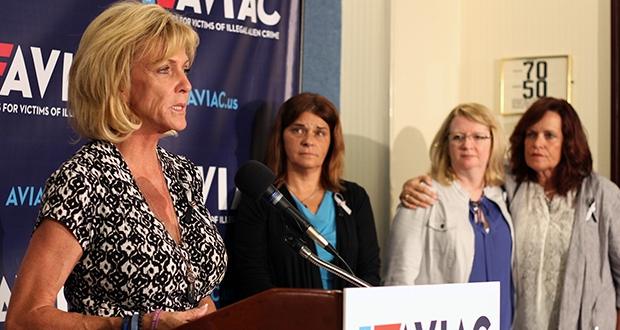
[148,309,163,330]
[120,311,148,330]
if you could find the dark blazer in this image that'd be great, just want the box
[234,180,381,299]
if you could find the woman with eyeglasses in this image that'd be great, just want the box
[398,98,620,329]
[382,103,514,330]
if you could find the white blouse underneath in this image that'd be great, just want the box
[513,183,576,330]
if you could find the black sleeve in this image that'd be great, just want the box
[337,182,381,287]
[351,185,382,286]
[233,193,276,299]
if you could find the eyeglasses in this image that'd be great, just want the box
[449,133,492,145]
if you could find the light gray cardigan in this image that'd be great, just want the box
[383,179,514,285]
[505,172,620,330]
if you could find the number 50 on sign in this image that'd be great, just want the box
[500,55,572,115]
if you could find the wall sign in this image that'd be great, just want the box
[500,55,572,115]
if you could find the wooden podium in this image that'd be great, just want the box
[177,288,343,330]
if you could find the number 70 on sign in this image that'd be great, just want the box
[500,55,572,115]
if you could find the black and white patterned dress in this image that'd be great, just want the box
[36,140,227,316]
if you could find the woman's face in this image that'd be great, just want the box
[127,48,192,135]
[283,111,331,173]
[448,115,492,176]
[524,111,564,179]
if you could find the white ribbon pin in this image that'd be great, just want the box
[585,200,596,222]
[334,193,352,215]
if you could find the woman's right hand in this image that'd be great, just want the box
[399,175,437,209]
[152,305,211,330]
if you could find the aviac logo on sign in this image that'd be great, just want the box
[360,317,492,330]
[0,42,72,101]
[188,89,238,110]
[143,0,281,26]
[4,186,43,207]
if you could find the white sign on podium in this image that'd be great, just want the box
[343,282,499,330]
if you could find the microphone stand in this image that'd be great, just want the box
[285,235,372,288]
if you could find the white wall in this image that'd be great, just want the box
[389,0,611,216]
[340,0,391,254]
[389,0,462,217]
[340,0,611,260]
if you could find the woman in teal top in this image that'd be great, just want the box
[234,93,381,299]
[293,190,337,288]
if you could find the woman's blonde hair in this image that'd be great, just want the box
[68,0,199,142]
[429,103,506,186]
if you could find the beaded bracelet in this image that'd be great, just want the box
[137,311,145,330]
[150,309,163,330]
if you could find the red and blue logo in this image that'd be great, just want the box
[0,43,14,77]
[141,0,175,8]
[360,324,405,330]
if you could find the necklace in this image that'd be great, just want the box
[469,194,489,232]
[470,199,483,224]
[288,185,320,208]
[544,193,553,210]
[129,156,198,305]
[543,188,555,210]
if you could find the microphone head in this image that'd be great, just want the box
[234,160,276,200]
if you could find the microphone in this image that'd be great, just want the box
[234,160,339,258]
[284,235,371,288]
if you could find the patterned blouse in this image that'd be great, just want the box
[36,140,227,316]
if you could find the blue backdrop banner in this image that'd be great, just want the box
[0,0,301,322]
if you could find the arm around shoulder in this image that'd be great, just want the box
[400,175,436,209]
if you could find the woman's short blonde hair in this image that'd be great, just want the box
[429,103,506,186]
[68,0,199,142]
